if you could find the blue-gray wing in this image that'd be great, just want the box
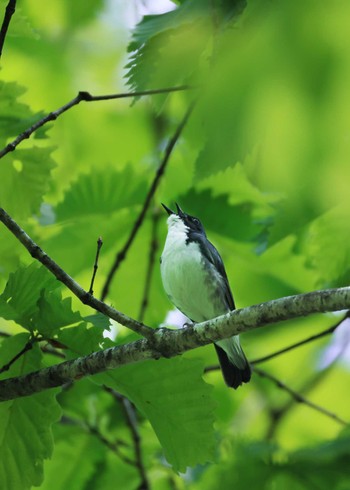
[192,233,235,311]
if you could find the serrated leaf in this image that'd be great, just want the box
[95,357,217,472]
[33,290,82,336]
[303,206,350,287]
[0,1,38,41]
[0,146,56,219]
[84,313,111,331]
[55,166,147,221]
[125,0,211,95]
[56,322,105,358]
[0,334,61,490]
[0,263,58,329]
[0,81,48,144]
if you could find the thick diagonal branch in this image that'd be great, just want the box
[0,207,154,338]
[0,286,349,401]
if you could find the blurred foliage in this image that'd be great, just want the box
[0,0,349,488]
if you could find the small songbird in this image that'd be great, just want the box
[160,203,251,389]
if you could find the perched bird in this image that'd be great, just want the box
[160,203,251,389]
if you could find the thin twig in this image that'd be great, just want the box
[265,332,349,439]
[265,368,334,440]
[251,312,348,365]
[0,0,16,58]
[61,415,134,466]
[105,387,150,490]
[138,209,160,322]
[0,334,41,374]
[101,102,195,301]
[0,207,154,338]
[253,366,348,426]
[207,362,348,426]
[89,237,103,295]
[0,86,192,160]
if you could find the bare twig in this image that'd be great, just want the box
[89,237,103,295]
[61,415,134,466]
[265,366,335,440]
[138,209,160,322]
[206,363,347,426]
[101,103,195,301]
[251,313,348,365]
[0,86,192,160]
[253,366,348,427]
[0,0,16,58]
[0,207,154,339]
[86,422,135,466]
[105,387,149,490]
[0,334,41,374]
[264,326,349,439]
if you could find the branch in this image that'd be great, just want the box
[0,0,16,58]
[100,103,195,301]
[1,286,350,401]
[61,416,134,466]
[0,334,38,374]
[89,237,103,295]
[253,366,348,426]
[138,209,160,322]
[105,387,149,490]
[206,362,347,428]
[251,312,348,365]
[265,365,336,440]
[0,86,192,160]
[0,207,154,339]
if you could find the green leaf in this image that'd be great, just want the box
[95,357,217,472]
[55,165,148,221]
[303,206,350,287]
[33,290,82,336]
[126,0,211,95]
[84,312,111,331]
[0,334,61,490]
[0,263,58,329]
[0,81,48,145]
[0,147,56,219]
[0,1,38,41]
[40,425,106,490]
[56,322,105,358]
[0,263,83,336]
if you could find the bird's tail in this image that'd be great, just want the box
[214,336,251,389]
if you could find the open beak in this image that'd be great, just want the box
[175,203,184,216]
[161,203,175,216]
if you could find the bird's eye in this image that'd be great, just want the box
[192,218,199,225]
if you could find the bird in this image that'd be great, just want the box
[160,203,251,389]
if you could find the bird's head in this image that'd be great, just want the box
[161,203,206,236]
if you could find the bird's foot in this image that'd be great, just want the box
[183,321,195,329]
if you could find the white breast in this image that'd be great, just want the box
[160,216,226,322]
